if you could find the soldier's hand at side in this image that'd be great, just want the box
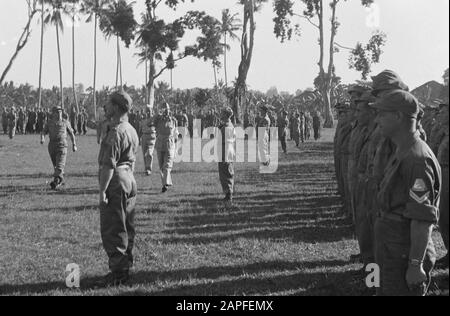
[99,192,107,206]
[406,265,427,292]
[73,145,78,152]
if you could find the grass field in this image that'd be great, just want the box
[0,128,448,296]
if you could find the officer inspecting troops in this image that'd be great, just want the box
[40,106,77,190]
[140,107,157,176]
[154,102,178,193]
[371,89,441,296]
[97,90,139,286]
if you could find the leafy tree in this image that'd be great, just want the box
[273,0,385,127]
[0,1,40,86]
[81,0,111,119]
[99,0,137,88]
[220,9,241,87]
[233,0,268,124]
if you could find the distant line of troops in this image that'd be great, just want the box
[334,69,449,296]
[1,106,90,139]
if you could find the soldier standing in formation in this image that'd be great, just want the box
[278,110,290,154]
[2,107,9,134]
[257,104,271,166]
[371,89,441,296]
[154,102,178,193]
[218,107,236,203]
[292,112,302,147]
[140,108,157,176]
[7,106,17,139]
[97,91,139,286]
[40,106,77,190]
[312,111,322,141]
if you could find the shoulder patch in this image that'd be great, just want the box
[412,178,427,192]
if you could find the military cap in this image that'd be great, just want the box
[371,70,409,96]
[439,103,449,110]
[51,106,63,113]
[371,89,420,118]
[110,90,133,112]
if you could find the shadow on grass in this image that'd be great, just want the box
[0,259,359,296]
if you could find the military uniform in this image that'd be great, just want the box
[436,104,449,266]
[140,115,157,175]
[277,113,290,154]
[42,108,76,187]
[437,131,449,255]
[7,108,17,139]
[312,113,322,140]
[218,108,236,202]
[257,108,271,165]
[372,90,441,296]
[2,109,8,134]
[374,132,441,295]
[155,110,178,190]
[98,116,139,276]
[292,115,302,147]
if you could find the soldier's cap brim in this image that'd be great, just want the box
[370,89,419,118]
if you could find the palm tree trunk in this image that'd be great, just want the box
[56,25,64,109]
[170,69,173,91]
[118,39,123,87]
[72,15,79,112]
[38,0,44,109]
[213,63,217,87]
[145,57,148,105]
[93,13,97,120]
[224,33,228,87]
[115,35,119,88]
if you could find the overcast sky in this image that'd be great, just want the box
[0,0,448,93]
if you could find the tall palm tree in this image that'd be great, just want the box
[45,0,68,109]
[81,0,110,120]
[38,0,45,109]
[66,0,81,112]
[99,0,137,89]
[220,9,241,87]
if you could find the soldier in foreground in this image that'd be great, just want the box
[40,106,77,190]
[372,90,441,296]
[97,91,139,286]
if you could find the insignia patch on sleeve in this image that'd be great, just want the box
[412,178,427,192]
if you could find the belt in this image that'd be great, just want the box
[115,165,132,171]
[377,211,409,223]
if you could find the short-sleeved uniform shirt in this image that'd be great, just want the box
[43,119,73,147]
[377,132,441,224]
[154,114,178,152]
[98,119,139,170]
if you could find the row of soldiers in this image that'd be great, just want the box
[333,69,448,296]
[1,106,48,138]
[1,105,91,139]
